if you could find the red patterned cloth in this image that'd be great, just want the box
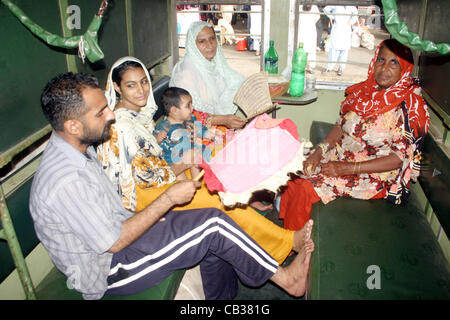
[341,40,429,139]
[193,109,235,147]
[280,40,430,230]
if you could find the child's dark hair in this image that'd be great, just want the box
[161,87,191,115]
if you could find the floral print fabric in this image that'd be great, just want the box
[97,108,176,211]
[307,102,422,205]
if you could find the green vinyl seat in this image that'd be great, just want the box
[35,266,185,300]
[308,198,450,299]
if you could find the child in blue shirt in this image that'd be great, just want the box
[154,87,214,180]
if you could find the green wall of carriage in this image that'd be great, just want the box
[0,0,170,165]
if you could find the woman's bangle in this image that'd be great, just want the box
[352,162,362,175]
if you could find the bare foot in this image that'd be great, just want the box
[292,219,314,252]
[250,201,273,212]
[271,239,315,297]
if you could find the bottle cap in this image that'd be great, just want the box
[269,40,274,46]
[298,42,304,47]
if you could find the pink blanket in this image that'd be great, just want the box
[201,114,301,194]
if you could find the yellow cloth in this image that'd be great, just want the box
[135,181,294,264]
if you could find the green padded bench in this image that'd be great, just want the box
[0,75,187,300]
[36,266,184,300]
[307,121,450,299]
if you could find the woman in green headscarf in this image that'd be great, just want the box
[170,21,247,130]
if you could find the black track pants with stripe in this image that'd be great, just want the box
[105,208,278,299]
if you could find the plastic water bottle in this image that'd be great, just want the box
[289,43,307,97]
[264,40,278,74]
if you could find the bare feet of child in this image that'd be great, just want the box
[250,201,273,212]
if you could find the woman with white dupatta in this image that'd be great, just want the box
[170,21,247,130]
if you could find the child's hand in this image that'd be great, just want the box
[156,130,167,144]
[185,122,195,143]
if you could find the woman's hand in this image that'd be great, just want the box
[303,148,323,176]
[320,161,354,177]
[213,115,247,129]
[320,161,342,177]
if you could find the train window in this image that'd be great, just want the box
[295,3,390,88]
[175,1,389,87]
[176,3,263,77]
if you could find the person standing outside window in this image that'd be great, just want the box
[323,5,358,76]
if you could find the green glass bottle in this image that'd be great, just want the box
[289,43,307,96]
[264,40,279,74]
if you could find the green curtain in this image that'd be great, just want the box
[2,0,105,63]
[382,0,450,55]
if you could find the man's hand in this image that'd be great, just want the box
[164,180,201,206]
[108,180,200,254]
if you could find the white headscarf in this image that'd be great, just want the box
[98,57,165,211]
[105,56,158,134]
[170,21,245,115]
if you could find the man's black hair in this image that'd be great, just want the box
[41,72,99,131]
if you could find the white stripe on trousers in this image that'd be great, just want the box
[107,217,278,290]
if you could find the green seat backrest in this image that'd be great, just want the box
[309,121,335,146]
[152,75,170,122]
[418,134,450,237]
